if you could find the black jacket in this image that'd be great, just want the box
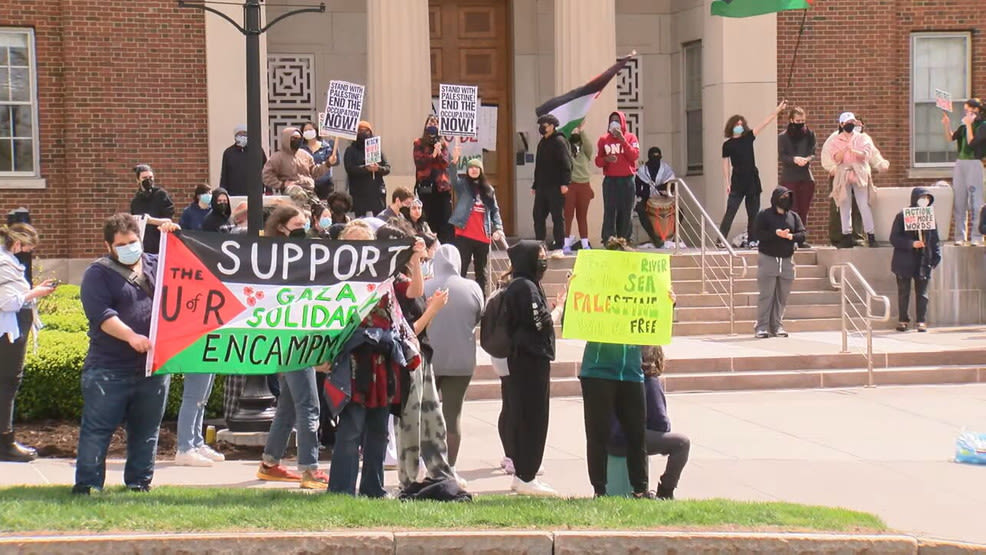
[130,186,175,255]
[504,240,555,360]
[344,141,390,209]
[533,132,572,193]
[201,188,233,232]
[891,187,941,279]
[755,186,805,259]
[220,144,267,197]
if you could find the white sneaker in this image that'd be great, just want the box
[197,445,225,462]
[537,464,545,476]
[451,467,469,489]
[549,250,565,259]
[500,457,515,475]
[511,476,560,497]
[174,449,213,467]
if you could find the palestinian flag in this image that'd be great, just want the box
[147,231,413,376]
[711,0,812,18]
[535,55,632,137]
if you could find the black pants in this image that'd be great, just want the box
[454,235,489,295]
[896,275,930,323]
[719,191,759,242]
[601,176,636,243]
[421,190,453,244]
[609,430,690,490]
[0,309,33,433]
[580,377,648,496]
[314,372,337,448]
[533,188,565,249]
[506,351,551,482]
[498,375,514,460]
[635,200,665,247]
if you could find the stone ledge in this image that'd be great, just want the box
[2,531,983,555]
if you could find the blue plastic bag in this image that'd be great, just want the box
[954,429,986,465]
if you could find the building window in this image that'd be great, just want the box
[911,32,970,166]
[0,29,39,176]
[683,41,702,174]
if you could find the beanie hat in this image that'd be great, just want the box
[467,158,484,172]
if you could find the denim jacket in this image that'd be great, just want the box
[449,175,503,237]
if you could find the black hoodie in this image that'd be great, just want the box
[890,187,941,279]
[754,186,806,258]
[130,183,175,255]
[202,188,233,232]
[504,240,555,360]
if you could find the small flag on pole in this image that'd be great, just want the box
[711,0,813,18]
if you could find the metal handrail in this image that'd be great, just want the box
[828,263,891,386]
[669,177,748,334]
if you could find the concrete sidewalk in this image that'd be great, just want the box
[3,384,985,545]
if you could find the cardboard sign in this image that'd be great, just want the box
[935,89,953,112]
[364,136,382,165]
[439,83,479,137]
[562,250,674,345]
[322,80,365,140]
[903,207,936,231]
[430,98,498,173]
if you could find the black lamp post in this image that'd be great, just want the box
[177,0,325,432]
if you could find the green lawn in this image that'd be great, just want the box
[0,486,885,533]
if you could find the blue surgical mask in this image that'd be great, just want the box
[303,221,311,232]
[200,193,213,206]
[319,216,332,230]
[733,125,744,136]
[114,241,143,266]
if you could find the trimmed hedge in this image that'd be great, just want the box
[15,285,225,423]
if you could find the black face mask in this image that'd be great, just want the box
[288,228,307,239]
[841,123,855,134]
[535,258,548,281]
[140,178,154,191]
[788,122,805,135]
[289,138,302,151]
[357,131,371,142]
[569,135,581,146]
[538,124,550,136]
[216,203,231,217]
[777,195,793,211]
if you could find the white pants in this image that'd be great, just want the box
[840,184,875,234]
[951,159,984,242]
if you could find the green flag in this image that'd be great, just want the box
[711,0,812,18]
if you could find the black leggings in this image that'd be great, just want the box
[719,190,760,241]
[0,309,33,433]
[421,190,453,244]
[506,352,551,482]
[498,375,514,460]
[454,235,490,295]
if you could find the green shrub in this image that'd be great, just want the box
[15,286,228,423]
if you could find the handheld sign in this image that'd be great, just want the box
[562,250,673,345]
[935,89,953,113]
[364,136,382,165]
[439,83,479,138]
[903,207,936,231]
[323,80,365,140]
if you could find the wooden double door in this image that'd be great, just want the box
[429,0,515,234]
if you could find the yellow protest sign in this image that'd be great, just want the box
[562,249,673,345]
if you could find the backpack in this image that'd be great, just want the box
[480,278,518,358]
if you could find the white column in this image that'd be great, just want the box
[366,0,432,193]
[554,0,617,243]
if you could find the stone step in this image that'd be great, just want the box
[671,317,898,335]
[464,365,986,400]
[665,276,833,295]
[675,290,841,308]
[673,303,842,322]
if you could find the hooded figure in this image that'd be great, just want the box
[752,186,805,338]
[220,124,267,196]
[595,111,641,243]
[502,239,559,496]
[201,188,233,232]
[890,187,941,332]
[635,147,676,200]
[344,121,391,217]
[262,126,315,193]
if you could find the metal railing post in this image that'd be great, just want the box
[700,225,707,294]
[866,298,874,387]
[840,266,848,354]
[673,183,681,255]
[728,255,735,335]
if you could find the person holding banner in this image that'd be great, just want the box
[941,98,985,245]
[262,127,316,193]
[413,115,454,244]
[253,205,328,490]
[300,121,340,200]
[890,187,942,332]
[129,164,175,255]
[345,121,390,217]
[73,214,179,494]
[450,158,505,295]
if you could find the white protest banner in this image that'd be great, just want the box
[903,207,936,231]
[323,80,365,140]
[439,83,479,137]
[935,89,953,112]
[364,136,382,165]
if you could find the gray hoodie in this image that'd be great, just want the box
[424,244,484,376]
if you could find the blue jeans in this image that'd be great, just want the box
[262,367,319,471]
[176,373,215,453]
[74,367,170,490]
[327,402,389,497]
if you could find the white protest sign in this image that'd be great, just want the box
[431,98,497,173]
[322,80,365,140]
[935,89,953,112]
[903,207,936,231]
[439,83,479,137]
[364,136,382,165]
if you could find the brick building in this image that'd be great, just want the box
[2,0,982,267]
